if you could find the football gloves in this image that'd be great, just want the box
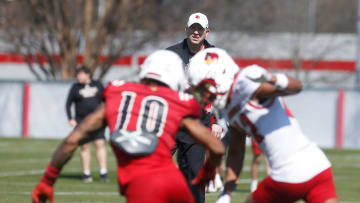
[32,182,54,203]
[32,162,60,203]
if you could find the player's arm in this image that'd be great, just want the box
[254,73,303,100]
[32,103,106,203]
[52,103,106,168]
[216,126,246,203]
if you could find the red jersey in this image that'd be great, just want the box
[102,81,201,186]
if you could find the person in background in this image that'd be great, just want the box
[65,66,108,183]
[32,50,225,203]
[167,12,223,203]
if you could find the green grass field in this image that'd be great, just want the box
[0,137,359,203]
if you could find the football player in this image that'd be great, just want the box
[187,48,338,203]
[32,50,225,203]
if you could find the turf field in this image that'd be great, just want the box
[0,137,359,203]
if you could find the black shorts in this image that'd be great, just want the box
[79,126,106,145]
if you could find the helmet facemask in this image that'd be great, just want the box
[190,79,217,107]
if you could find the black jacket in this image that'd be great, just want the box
[167,39,214,65]
[65,80,104,123]
[167,39,215,144]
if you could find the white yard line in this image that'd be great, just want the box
[333,164,360,169]
[5,158,53,164]
[0,142,9,146]
[0,181,35,186]
[0,168,82,178]
[236,178,251,183]
[0,169,44,177]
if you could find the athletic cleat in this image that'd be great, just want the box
[100,173,109,182]
[206,174,224,193]
[82,174,93,183]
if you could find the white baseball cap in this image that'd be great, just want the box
[187,12,209,28]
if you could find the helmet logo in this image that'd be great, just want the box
[196,15,200,19]
[205,52,219,65]
[151,86,158,92]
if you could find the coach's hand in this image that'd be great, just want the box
[211,124,223,139]
[32,182,54,203]
[191,161,216,192]
[69,119,77,127]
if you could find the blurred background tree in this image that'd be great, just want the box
[0,0,182,80]
[0,0,357,82]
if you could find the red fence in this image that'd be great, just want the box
[0,53,356,72]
